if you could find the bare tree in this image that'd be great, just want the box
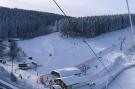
[79,64,90,75]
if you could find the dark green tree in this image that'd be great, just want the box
[0,7,67,39]
[9,39,18,72]
[0,40,3,58]
[58,14,131,38]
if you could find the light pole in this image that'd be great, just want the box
[125,0,135,47]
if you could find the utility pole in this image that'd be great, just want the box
[125,0,135,47]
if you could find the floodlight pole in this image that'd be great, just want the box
[126,0,135,47]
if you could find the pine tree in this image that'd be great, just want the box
[0,7,67,39]
[9,39,18,72]
[9,40,18,60]
[58,14,131,38]
[0,39,3,59]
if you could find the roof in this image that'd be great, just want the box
[56,75,91,86]
[52,85,61,89]
[51,67,81,77]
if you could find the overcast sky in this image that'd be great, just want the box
[0,0,135,17]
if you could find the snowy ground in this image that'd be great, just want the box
[0,79,19,89]
[1,27,135,89]
[109,66,135,89]
[108,49,135,89]
[18,27,132,73]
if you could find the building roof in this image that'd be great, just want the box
[56,75,91,86]
[52,85,62,89]
[51,67,81,77]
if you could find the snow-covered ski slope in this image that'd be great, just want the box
[108,49,135,89]
[17,27,135,89]
[109,66,135,89]
[18,27,132,73]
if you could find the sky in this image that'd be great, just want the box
[0,0,135,17]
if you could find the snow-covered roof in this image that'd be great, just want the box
[52,85,62,89]
[51,67,81,77]
[56,75,91,86]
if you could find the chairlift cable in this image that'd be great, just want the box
[125,0,135,47]
[52,0,67,16]
[51,0,123,89]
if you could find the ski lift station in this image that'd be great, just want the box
[50,67,81,78]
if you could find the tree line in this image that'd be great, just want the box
[1,6,135,39]
[57,14,135,38]
[0,7,67,39]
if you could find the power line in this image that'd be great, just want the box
[125,0,135,47]
[52,0,67,16]
[83,40,123,89]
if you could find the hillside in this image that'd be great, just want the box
[1,0,135,89]
[16,26,135,89]
[0,26,134,89]
[109,66,135,89]
[18,26,132,73]
[0,7,67,39]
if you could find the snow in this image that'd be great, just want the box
[1,26,135,89]
[56,75,90,86]
[109,67,135,89]
[0,79,19,89]
[91,56,132,87]
[1,1,135,88]
[51,67,81,77]
[18,27,132,73]
[52,85,61,89]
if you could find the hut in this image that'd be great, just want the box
[50,67,81,78]
[18,63,35,70]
